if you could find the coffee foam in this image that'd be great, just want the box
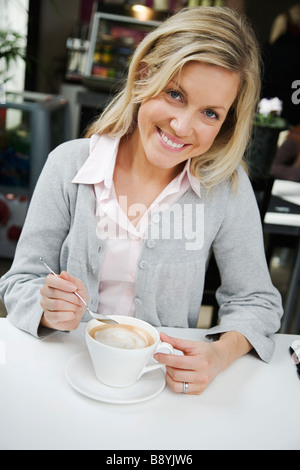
[89,324,155,350]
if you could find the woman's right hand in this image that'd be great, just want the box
[40,271,88,331]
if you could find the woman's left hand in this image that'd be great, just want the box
[154,331,251,395]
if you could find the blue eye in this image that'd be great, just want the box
[167,90,182,101]
[205,109,219,120]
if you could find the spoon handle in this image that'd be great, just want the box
[39,257,118,324]
[40,257,89,307]
[40,258,118,324]
[40,258,90,306]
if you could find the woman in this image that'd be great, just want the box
[0,7,282,395]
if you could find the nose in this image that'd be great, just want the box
[170,109,195,138]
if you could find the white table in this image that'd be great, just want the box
[1,318,299,450]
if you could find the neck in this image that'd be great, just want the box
[117,130,184,188]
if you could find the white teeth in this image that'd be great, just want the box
[160,130,184,149]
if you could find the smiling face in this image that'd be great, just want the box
[133,61,240,177]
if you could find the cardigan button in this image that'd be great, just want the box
[139,260,148,270]
[146,239,155,249]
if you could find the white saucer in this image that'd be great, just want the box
[65,351,166,404]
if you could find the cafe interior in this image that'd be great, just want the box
[0,0,300,333]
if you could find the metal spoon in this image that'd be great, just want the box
[39,257,118,325]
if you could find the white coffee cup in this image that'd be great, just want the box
[85,316,174,388]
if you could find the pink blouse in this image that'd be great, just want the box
[72,134,201,317]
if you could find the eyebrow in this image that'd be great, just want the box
[169,79,227,112]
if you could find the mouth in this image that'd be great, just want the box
[156,127,187,151]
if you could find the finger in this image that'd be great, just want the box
[59,271,89,304]
[60,271,86,293]
[165,372,204,396]
[40,295,81,313]
[45,273,77,293]
[165,365,196,384]
[154,350,196,370]
[155,334,199,369]
[159,332,200,355]
[40,296,84,331]
[44,272,88,309]
[40,284,82,307]
[165,372,187,394]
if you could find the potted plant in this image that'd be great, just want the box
[254,97,288,129]
[0,29,25,86]
[246,97,290,179]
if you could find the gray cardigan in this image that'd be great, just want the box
[0,138,283,362]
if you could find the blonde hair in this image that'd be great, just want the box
[86,6,261,189]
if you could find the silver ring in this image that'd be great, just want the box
[182,382,189,394]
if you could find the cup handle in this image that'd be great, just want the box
[156,341,174,355]
[138,341,174,378]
